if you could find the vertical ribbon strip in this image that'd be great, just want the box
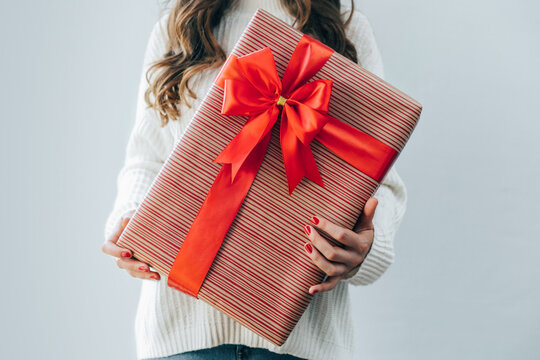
[167,35,397,297]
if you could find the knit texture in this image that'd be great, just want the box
[103,1,407,359]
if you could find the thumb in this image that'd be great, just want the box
[356,197,378,232]
[121,217,130,229]
[110,216,131,244]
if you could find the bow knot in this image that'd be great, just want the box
[276,95,287,107]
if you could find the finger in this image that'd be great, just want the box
[101,240,133,259]
[308,276,341,294]
[303,242,349,277]
[101,217,132,257]
[118,259,161,280]
[126,267,161,281]
[355,197,378,232]
[110,217,131,243]
[309,215,357,248]
[116,257,151,273]
[304,225,359,266]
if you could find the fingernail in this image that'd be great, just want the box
[310,216,319,225]
[304,225,311,235]
[139,266,148,272]
[312,289,318,294]
[150,275,159,280]
[121,251,131,258]
[304,243,313,254]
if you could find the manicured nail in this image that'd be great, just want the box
[312,289,318,294]
[139,266,148,272]
[150,275,158,280]
[121,251,131,258]
[310,216,319,225]
[304,243,313,254]
[304,225,311,235]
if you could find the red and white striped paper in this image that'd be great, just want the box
[117,9,422,346]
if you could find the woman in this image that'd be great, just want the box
[102,0,407,359]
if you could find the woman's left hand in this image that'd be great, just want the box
[303,197,378,294]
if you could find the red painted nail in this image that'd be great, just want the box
[139,266,148,272]
[121,251,131,258]
[304,243,313,254]
[312,289,318,294]
[304,225,311,235]
[150,275,158,280]
[310,216,319,225]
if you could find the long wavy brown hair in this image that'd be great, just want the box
[145,0,358,127]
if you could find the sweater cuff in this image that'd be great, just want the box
[341,227,395,286]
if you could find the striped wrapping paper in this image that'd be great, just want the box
[117,8,422,346]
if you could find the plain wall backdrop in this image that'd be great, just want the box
[1,0,538,359]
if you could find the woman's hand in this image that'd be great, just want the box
[303,197,378,294]
[101,217,161,281]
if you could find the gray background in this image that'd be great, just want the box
[1,0,538,359]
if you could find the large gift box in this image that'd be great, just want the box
[117,8,422,346]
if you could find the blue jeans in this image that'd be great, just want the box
[147,344,307,360]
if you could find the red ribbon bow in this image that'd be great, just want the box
[214,39,335,194]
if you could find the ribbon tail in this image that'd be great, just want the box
[168,130,272,298]
[280,113,324,195]
[214,107,280,182]
[297,143,324,189]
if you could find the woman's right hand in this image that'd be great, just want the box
[101,216,161,281]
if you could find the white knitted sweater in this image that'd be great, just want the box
[103,1,407,359]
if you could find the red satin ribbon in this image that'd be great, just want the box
[167,35,398,297]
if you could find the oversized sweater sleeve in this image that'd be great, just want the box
[340,9,408,286]
[103,15,174,243]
